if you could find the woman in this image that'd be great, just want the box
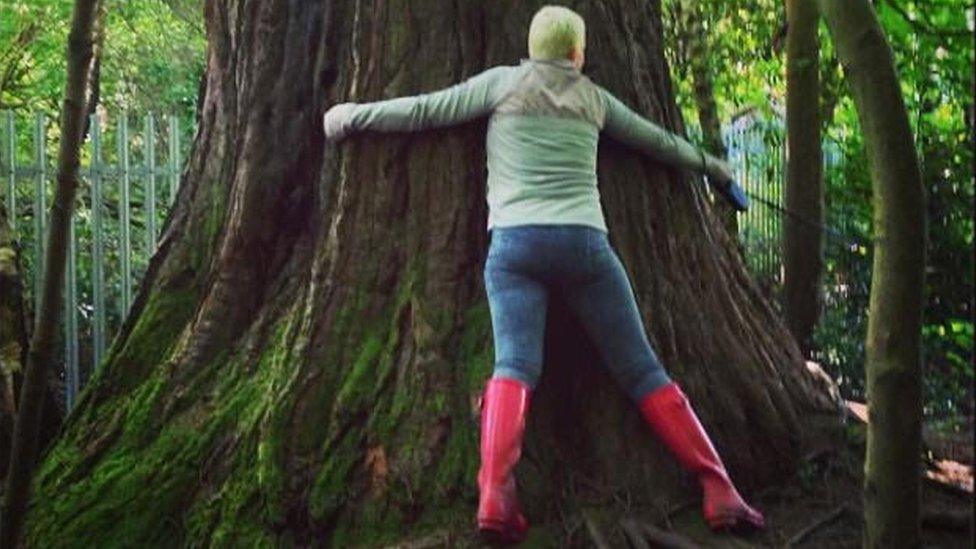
[324,5,763,543]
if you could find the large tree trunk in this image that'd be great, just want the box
[817,1,927,547]
[24,1,837,546]
[783,0,824,357]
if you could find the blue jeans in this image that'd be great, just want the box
[483,224,671,402]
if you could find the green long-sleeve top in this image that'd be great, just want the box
[332,58,710,233]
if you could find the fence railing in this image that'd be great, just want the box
[1,109,185,412]
[717,117,844,294]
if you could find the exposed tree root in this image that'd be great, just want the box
[582,508,612,549]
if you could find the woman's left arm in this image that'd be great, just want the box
[324,65,515,141]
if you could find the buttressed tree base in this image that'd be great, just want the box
[25,1,837,546]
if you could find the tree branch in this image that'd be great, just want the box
[883,0,971,39]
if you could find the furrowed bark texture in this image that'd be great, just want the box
[818,1,927,548]
[784,0,824,357]
[0,204,29,481]
[0,204,64,485]
[24,1,837,546]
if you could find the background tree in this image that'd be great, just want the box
[659,0,972,424]
[783,0,824,357]
[20,0,836,546]
[0,0,103,545]
[817,0,928,546]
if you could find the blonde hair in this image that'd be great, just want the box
[528,5,586,60]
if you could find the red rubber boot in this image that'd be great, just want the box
[638,383,765,532]
[477,377,531,543]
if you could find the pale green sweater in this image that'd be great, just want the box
[339,58,710,233]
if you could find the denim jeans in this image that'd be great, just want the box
[483,224,671,402]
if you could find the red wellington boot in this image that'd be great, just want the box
[638,383,765,532]
[477,377,532,543]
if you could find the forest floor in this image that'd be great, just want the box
[388,417,974,548]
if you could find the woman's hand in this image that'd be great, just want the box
[703,154,734,184]
[323,103,359,142]
[702,154,749,211]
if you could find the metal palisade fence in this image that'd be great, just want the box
[704,114,844,296]
[2,109,185,412]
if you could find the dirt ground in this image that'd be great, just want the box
[659,440,974,549]
[387,421,974,548]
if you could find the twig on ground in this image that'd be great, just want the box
[581,508,612,549]
[574,472,632,510]
[665,498,698,520]
[637,520,700,549]
[619,518,651,549]
[786,504,849,547]
[381,529,452,549]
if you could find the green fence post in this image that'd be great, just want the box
[145,113,157,251]
[118,113,132,315]
[90,113,106,369]
[33,113,47,323]
[776,137,785,285]
[64,215,79,410]
[762,127,771,280]
[168,115,179,205]
[5,110,15,232]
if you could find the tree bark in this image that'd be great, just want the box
[23,1,837,546]
[817,1,927,547]
[81,0,107,136]
[0,203,30,481]
[0,0,102,546]
[784,0,824,357]
[0,203,63,488]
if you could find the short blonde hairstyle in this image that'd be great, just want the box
[528,5,586,60]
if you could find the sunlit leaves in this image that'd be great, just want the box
[661,0,973,420]
[0,0,204,118]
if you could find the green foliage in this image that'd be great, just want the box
[663,0,974,420]
[814,0,974,419]
[662,0,787,124]
[1,0,205,118]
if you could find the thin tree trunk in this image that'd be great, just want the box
[21,1,838,545]
[784,0,824,357]
[817,1,927,547]
[82,0,106,133]
[0,0,101,546]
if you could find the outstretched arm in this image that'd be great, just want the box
[324,65,515,141]
[597,86,732,182]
